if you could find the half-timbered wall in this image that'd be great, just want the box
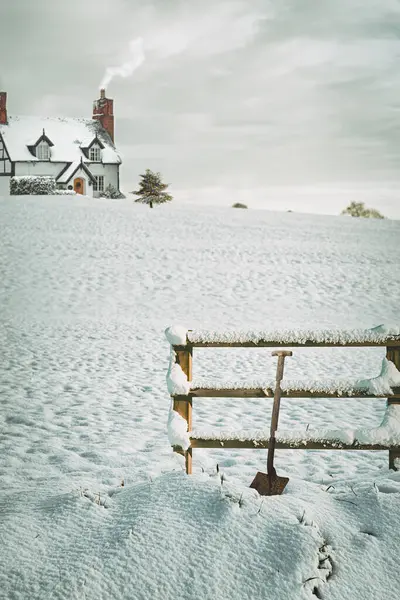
[0,134,13,176]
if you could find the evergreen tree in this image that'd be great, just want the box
[132,169,172,208]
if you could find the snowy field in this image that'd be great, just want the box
[1,194,400,599]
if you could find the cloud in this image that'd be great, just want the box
[99,1,264,90]
[3,0,400,216]
[142,2,265,60]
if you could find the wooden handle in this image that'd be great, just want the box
[271,351,293,357]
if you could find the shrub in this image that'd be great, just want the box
[341,201,384,219]
[100,184,126,199]
[10,175,57,195]
[232,202,248,209]
[54,189,77,195]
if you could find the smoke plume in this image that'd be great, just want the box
[100,37,145,89]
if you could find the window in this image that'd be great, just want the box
[93,175,104,192]
[37,141,50,160]
[0,159,11,174]
[89,145,101,161]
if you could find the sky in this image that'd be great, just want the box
[1,0,400,216]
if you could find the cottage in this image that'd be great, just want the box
[0,89,122,196]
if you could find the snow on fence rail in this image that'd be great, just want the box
[185,325,400,347]
[165,325,400,475]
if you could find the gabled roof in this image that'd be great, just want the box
[80,135,105,159]
[85,135,105,150]
[27,129,55,157]
[0,116,121,164]
[56,160,96,184]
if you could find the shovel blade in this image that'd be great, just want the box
[250,471,289,496]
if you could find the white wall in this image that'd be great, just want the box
[14,161,65,177]
[13,161,119,197]
[88,163,119,191]
[0,176,10,195]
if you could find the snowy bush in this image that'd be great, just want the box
[10,175,57,196]
[232,202,248,209]
[54,189,77,196]
[341,202,385,219]
[100,184,125,199]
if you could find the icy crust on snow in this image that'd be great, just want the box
[167,405,191,451]
[188,325,400,345]
[191,359,400,396]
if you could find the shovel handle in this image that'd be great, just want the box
[271,351,292,385]
[267,351,292,474]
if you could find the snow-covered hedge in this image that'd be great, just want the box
[100,184,125,199]
[54,189,77,196]
[10,175,57,196]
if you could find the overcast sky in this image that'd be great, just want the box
[2,0,400,215]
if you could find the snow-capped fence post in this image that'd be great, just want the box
[387,345,400,470]
[173,347,193,474]
[165,325,193,474]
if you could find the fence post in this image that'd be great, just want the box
[387,346,400,470]
[173,347,193,474]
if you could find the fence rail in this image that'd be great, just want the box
[176,387,400,399]
[170,331,400,474]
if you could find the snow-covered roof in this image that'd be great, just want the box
[56,161,96,184]
[56,161,81,183]
[0,116,121,164]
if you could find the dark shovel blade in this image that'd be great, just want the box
[250,471,289,496]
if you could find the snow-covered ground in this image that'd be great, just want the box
[1,194,399,599]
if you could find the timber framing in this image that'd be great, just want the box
[0,132,13,176]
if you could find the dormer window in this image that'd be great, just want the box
[37,141,50,160]
[80,136,104,161]
[28,131,54,160]
[89,145,101,161]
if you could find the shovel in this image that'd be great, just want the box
[250,350,292,496]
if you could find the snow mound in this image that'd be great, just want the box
[1,473,399,600]
[358,357,400,396]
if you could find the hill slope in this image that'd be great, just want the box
[0,194,399,598]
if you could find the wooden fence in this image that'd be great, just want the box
[171,331,400,474]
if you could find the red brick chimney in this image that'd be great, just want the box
[92,88,114,142]
[0,92,7,125]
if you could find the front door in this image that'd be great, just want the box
[74,177,84,195]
